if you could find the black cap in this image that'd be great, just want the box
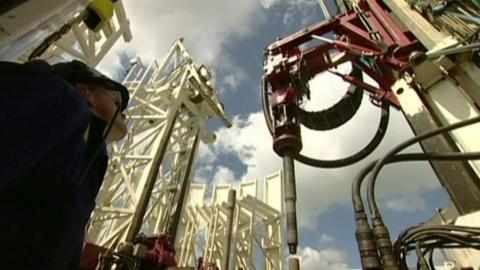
[52,60,130,110]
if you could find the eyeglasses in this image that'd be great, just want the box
[93,87,122,107]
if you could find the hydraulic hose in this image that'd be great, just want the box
[395,225,480,270]
[262,75,390,168]
[352,151,480,213]
[367,116,480,218]
[351,151,480,270]
[359,116,480,270]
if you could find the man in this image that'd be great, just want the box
[0,59,129,269]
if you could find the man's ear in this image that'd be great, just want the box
[76,84,95,108]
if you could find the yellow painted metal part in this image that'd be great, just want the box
[86,0,114,32]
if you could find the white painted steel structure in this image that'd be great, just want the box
[383,0,480,179]
[378,1,480,216]
[175,172,284,270]
[385,2,480,266]
[0,0,132,66]
[86,39,231,249]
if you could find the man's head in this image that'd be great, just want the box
[52,60,129,143]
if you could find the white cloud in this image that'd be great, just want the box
[385,194,427,213]
[282,0,319,27]
[193,163,237,187]
[298,246,351,270]
[197,142,217,165]
[222,74,243,90]
[260,0,282,9]
[319,233,335,245]
[212,166,236,185]
[98,0,267,92]
[193,164,213,184]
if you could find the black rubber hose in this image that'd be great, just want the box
[367,116,480,219]
[415,241,429,270]
[351,151,480,270]
[406,233,479,247]
[262,75,390,168]
[352,151,480,213]
[399,234,480,267]
[395,225,480,260]
[402,227,480,241]
[399,228,480,247]
[400,224,480,238]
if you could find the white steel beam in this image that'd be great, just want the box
[392,74,480,214]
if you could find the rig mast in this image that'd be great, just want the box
[86,39,231,247]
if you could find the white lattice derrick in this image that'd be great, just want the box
[86,39,231,249]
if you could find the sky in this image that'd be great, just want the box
[98,0,453,268]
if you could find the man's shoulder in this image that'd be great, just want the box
[0,60,53,78]
[0,60,92,187]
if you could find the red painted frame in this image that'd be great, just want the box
[265,0,423,108]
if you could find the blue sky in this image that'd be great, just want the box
[99,0,453,268]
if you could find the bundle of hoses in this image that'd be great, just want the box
[408,0,480,40]
[262,67,390,168]
[394,224,480,270]
[351,115,480,270]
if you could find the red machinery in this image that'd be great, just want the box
[264,0,423,113]
[262,0,424,261]
[81,235,177,270]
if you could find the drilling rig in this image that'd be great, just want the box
[3,0,480,269]
[2,2,283,269]
[263,0,480,269]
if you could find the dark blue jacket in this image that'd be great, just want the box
[0,60,109,269]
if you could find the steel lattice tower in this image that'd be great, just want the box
[86,39,231,248]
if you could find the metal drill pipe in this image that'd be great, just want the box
[167,131,200,241]
[289,257,300,270]
[283,153,298,254]
[222,189,236,270]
